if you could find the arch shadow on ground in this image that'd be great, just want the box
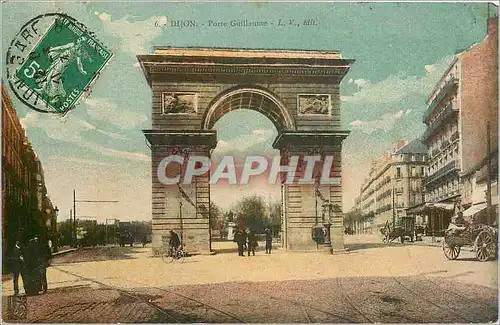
[345,242,403,252]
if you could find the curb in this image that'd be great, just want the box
[52,248,78,257]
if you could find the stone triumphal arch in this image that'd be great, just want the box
[138,48,354,254]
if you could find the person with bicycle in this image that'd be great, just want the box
[168,230,182,258]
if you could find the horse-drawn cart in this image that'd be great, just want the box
[443,222,497,262]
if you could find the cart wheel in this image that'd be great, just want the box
[475,230,495,262]
[442,241,460,260]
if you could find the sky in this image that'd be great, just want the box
[1,1,493,222]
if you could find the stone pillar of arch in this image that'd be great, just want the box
[273,131,349,251]
[144,131,216,254]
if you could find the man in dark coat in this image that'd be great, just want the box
[23,236,42,295]
[247,229,256,257]
[169,230,181,254]
[9,241,24,295]
[38,239,51,294]
[265,228,273,254]
[235,229,246,256]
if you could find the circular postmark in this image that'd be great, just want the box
[6,13,113,115]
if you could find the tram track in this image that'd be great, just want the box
[52,266,182,323]
[405,248,498,319]
[122,278,248,323]
[384,257,494,323]
[237,283,359,323]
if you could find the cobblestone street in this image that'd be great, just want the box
[2,235,498,323]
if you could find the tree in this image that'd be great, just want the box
[209,202,221,230]
[222,210,234,228]
[57,219,74,247]
[267,202,282,236]
[235,195,267,232]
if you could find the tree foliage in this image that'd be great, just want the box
[234,195,268,232]
[209,202,221,230]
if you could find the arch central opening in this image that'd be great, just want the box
[202,87,295,132]
[209,108,283,253]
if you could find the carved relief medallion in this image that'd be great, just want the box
[162,92,198,114]
[297,94,331,115]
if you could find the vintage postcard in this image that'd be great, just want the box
[1,1,498,323]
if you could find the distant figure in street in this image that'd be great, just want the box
[169,230,181,254]
[141,234,147,247]
[9,241,24,295]
[37,237,51,294]
[247,229,256,257]
[265,228,273,254]
[234,229,246,256]
[23,236,42,295]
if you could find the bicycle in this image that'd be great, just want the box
[162,246,186,263]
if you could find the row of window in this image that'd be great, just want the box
[425,178,460,201]
[428,145,459,175]
[395,166,426,178]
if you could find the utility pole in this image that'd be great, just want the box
[73,190,76,247]
[70,209,73,247]
[486,122,492,225]
[73,189,118,247]
[392,186,396,228]
[179,199,184,243]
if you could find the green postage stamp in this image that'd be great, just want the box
[8,14,112,114]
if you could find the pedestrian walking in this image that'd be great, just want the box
[234,229,246,256]
[8,241,24,295]
[23,236,42,295]
[38,238,51,294]
[247,229,256,256]
[265,228,273,254]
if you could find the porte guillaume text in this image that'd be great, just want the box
[155,19,319,29]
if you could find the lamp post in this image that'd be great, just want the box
[53,206,59,252]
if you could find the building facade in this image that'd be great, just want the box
[422,16,498,232]
[354,139,427,232]
[2,83,55,267]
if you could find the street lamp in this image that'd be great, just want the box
[53,206,59,252]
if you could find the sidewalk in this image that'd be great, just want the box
[2,248,78,282]
[412,235,444,247]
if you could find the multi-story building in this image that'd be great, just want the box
[422,16,498,232]
[459,16,498,225]
[2,82,55,266]
[355,139,428,232]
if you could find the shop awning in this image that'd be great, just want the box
[432,202,455,211]
[463,202,487,217]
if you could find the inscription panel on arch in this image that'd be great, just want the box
[297,94,332,116]
[162,92,198,115]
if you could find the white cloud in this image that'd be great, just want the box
[349,110,404,134]
[341,56,455,105]
[353,78,369,90]
[213,128,275,154]
[95,12,168,54]
[424,64,436,72]
[133,62,141,68]
[82,142,149,161]
[84,97,148,129]
[20,112,147,161]
[48,156,118,167]
[98,12,111,22]
[405,109,412,115]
